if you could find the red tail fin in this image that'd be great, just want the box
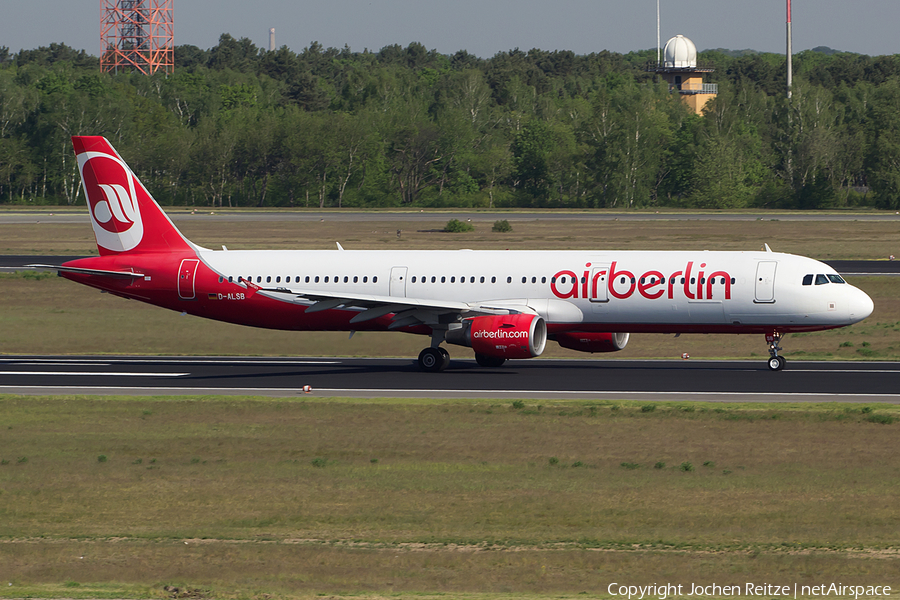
[73,136,194,256]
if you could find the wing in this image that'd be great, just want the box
[239,278,528,330]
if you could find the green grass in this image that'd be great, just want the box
[0,396,898,596]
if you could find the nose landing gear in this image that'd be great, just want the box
[766,332,786,371]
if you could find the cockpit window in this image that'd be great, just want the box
[802,274,813,286]
[827,274,846,284]
[815,274,829,285]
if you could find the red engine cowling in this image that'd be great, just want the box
[554,332,630,353]
[468,313,547,359]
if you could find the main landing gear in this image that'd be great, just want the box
[766,332,787,371]
[417,347,507,371]
[418,346,450,373]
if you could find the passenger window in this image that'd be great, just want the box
[815,274,829,285]
[827,274,846,284]
[343,276,348,283]
[276,276,281,283]
[324,276,329,283]
[257,276,262,283]
[480,276,485,283]
[470,276,475,283]
[353,276,358,283]
[266,276,272,283]
[507,276,512,283]
[441,276,446,283]
[491,276,496,283]
[411,276,416,283]
[363,276,367,283]
[431,276,436,283]
[451,277,456,283]
[802,274,813,286]
[522,277,526,284]
[372,276,377,283]
[542,277,546,284]
[218,276,224,283]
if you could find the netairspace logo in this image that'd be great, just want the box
[606,583,892,600]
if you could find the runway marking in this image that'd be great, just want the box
[790,369,900,374]
[0,358,340,365]
[315,388,900,397]
[0,371,188,377]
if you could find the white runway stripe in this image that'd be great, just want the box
[0,371,188,377]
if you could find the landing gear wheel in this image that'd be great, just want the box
[765,332,786,371]
[438,346,451,370]
[475,353,506,368]
[418,347,448,372]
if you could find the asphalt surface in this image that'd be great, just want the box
[3,256,899,275]
[2,210,900,224]
[1,356,899,402]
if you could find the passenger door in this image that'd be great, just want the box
[754,261,777,303]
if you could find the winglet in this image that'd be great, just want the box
[239,277,262,298]
[764,243,773,252]
[336,242,344,251]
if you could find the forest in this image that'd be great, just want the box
[1,36,900,209]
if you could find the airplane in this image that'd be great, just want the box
[29,136,874,372]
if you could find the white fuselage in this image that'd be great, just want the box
[198,248,873,333]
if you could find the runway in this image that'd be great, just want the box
[2,210,900,224]
[2,356,899,402]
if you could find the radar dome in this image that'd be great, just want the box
[664,35,697,68]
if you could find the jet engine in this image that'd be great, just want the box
[553,331,630,353]
[446,313,547,359]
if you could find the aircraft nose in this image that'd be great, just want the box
[849,287,874,322]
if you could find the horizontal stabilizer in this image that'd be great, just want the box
[26,264,145,279]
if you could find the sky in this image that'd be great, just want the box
[1,0,898,58]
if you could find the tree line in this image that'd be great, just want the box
[2,36,900,209]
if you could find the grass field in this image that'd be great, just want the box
[1,396,898,598]
[3,211,900,258]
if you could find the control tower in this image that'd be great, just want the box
[100,0,174,75]
[650,35,717,115]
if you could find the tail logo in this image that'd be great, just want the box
[77,151,144,252]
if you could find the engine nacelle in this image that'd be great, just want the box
[554,331,630,353]
[446,313,547,359]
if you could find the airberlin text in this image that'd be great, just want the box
[472,329,528,340]
[606,582,891,600]
[551,261,732,301]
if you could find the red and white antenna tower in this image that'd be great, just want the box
[100,0,174,75]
